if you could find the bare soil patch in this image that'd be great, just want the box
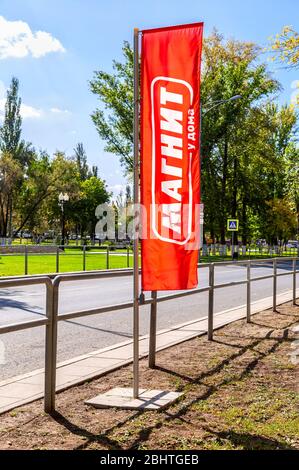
[0,301,298,450]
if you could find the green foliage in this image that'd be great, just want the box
[89,30,298,244]
[261,198,297,243]
[0,77,34,166]
[268,26,299,69]
[1,28,298,244]
[15,151,81,235]
[0,77,22,155]
[70,176,111,237]
[1,144,110,238]
[0,77,35,237]
[74,142,90,181]
[0,78,110,239]
[0,153,22,236]
[90,42,134,174]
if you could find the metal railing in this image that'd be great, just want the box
[0,245,134,276]
[201,243,299,258]
[0,257,298,413]
[1,243,299,277]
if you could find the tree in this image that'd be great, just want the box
[0,77,109,240]
[227,103,298,244]
[0,153,22,237]
[5,143,110,241]
[284,143,299,238]
[90,31,297,245]
[0,77,34,237]
[90,42,134,174]
[0,78,22,156]
[74,142,90,181]
[74,142,99,180]
[268,26,299,69]
[113,184,133,240]
[261,198,297,244]
[14,151,80,235]
[200,31,280,243]
[70,176,110,239]
[0,77,33,166]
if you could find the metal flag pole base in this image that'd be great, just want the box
[85,387,182,411]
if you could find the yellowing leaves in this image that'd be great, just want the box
[268,26,299,68]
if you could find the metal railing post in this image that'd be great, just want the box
[106,245,109,270]
[127,245,130,268]
[273,258,277,312]
[208,263,215,340]
[44,279,54,413]
[56,246,59,273]
[148,291,157,368]
[24,245,28,275]
[83,245,86,271]
[247,261,251,322]
[293,258,297,306]
[48,278,59,412]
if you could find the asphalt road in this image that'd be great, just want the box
[0,259,298,380]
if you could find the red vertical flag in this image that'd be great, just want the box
[140,23,203,291]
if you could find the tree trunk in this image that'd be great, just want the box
[0,196,7,237]
[231,155,238,244]
[13,190,53,235]
[242,198,247,245]
[8,196,13,238]
[210,227,215,244]
[220,135,228,244]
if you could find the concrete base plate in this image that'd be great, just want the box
[85,387,182,410]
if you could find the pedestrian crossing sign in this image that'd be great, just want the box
[227,219,239,231]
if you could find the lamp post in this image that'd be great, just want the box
[201,95,242,120]
[200,94,242,252]
[200,94,242,163]
[58,192,69,248]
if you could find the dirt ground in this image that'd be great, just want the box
[0,301,298,450]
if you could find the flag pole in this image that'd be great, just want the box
[133,27,140,399]
[85,24,184,411]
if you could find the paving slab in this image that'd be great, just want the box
[0,382,42,399]
[85,387,183,410]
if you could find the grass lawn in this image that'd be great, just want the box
[0,251,134,276]
[0,248,297,277]
[0,301,298,450]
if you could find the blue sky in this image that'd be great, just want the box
[0,0,298,194]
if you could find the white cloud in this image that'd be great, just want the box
[291,80,299,105]
[0,15,65,60]
[20,103,42,118]
[0,81,42,120]
[108,184,127,195]
[0,80,71,121]
[0,80,6,98]
[0,97,42,120]
[50,107,70,114]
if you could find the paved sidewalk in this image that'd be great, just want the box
[0,289,298,414]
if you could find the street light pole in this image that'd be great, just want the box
[58,193,69,248]
[200,94,242,160]
[62,204,65,247]
[200,95,242,157]
[202,95,242,118]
